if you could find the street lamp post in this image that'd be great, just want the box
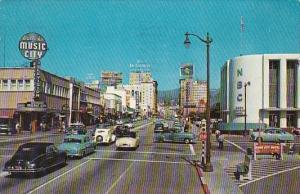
[244,81,250,136]
[184,32,213,172]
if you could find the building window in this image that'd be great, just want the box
[287,60,297,108]
[269,112,280,127]
[287,112,297,128]
[25,79,31,90]
[11,80,17,90]
[18,80,24,90]
[269,60,280,108]
[3,80,8,90]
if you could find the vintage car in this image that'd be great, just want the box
[0,124,16,135]
[250,128,295,143]
[154,123,164,133]
[116,131,140,150]
[3,142,67,176]
[124,122,134,129]
[65,122,87,135]
[93,124,116,144]
[153,128,197,144]
[114,125,130,138]
[58,134,96,158]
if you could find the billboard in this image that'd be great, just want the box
[180,64,193,79]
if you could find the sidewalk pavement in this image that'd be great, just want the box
[202,161,244,194]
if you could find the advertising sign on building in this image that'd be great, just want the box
[180,64,193,79]
[19,32,47,60]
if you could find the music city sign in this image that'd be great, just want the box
[19,32,47,60]
[19,32,47,100]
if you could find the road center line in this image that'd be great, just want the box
[104,162,135,194]
[27,159,92,194]
[224,139,247,153]
[87,157,190,165]
[239,165,300,187]
[95,149,193,156]
[189,144,196,155]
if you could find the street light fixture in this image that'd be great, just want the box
[184,32,213,172]
[244,81,251,136]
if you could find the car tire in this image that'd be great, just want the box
[184,139,190,144]
[96,136,103,143]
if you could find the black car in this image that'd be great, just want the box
[114,125,130,137]
[3,142,67,176]
[154,123,164,133]
[0,124,16,135]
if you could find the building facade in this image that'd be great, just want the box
[129,71,152,85]
[0,67,101,133]
[220,54,300,131]
[100,71,122,91]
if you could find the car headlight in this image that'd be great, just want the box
[26,161,36,168]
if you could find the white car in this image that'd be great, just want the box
[116,131,140,150]
[124,122,134,129]
[93,126,116,144]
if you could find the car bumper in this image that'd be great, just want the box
[3,167,42,173]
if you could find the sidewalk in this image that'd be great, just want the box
[202,161,244,194]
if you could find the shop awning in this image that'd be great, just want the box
[0,109,15,118]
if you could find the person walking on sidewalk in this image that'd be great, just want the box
[216,130,224,150]
[15,122,21,134]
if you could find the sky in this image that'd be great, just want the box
[0,0,299,91]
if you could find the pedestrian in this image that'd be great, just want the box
[62,121,65,133]
[15,122,20,134]
[215,130,223,149]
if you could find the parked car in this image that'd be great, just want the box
[116,131,140,150]
[116,120,124,125]
[250,128,295,143]
[0,124,16,135]
[93,125,116,144]
[292,128,300,135]
[58,134,96,158]
[154,128,197,144]
[3,142,67,176]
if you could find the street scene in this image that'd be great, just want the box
[0,0,300,194]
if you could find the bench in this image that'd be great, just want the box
[234,154,252,181]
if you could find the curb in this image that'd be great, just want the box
[195,164,210,194]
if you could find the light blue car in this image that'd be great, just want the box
[250,128,294,143]
[58,134,96,158]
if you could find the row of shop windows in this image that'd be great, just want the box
[0,79,32,91]
[269,112,297,128]
[0,79,69,99]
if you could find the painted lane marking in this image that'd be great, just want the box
[0,154,12,158]
[104,162,135,194]
[224,139,247,153]
[0,171,10,177]
[95,149,193,156]
[87,157,190,165]
[239,165,300,187]
[189,144,196,156]
[27,159,92,194]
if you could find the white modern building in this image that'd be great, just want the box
[141,81,156,116]
[220,54,300,131]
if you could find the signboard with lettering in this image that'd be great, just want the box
[180,64,193,79]
[32,61,41,100]
[253,143,283,160]
[17,101,47,112]
[19,32,47,60]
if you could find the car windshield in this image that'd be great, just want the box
[14,146,43,158]
[121,132,136,138]
[64,138,82,143]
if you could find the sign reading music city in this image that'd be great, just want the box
[19,32,47,60]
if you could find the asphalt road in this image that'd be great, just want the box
[0,121,203,194]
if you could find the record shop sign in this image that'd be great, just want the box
[19,32,47,60]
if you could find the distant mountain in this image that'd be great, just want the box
[158,89,179,104]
